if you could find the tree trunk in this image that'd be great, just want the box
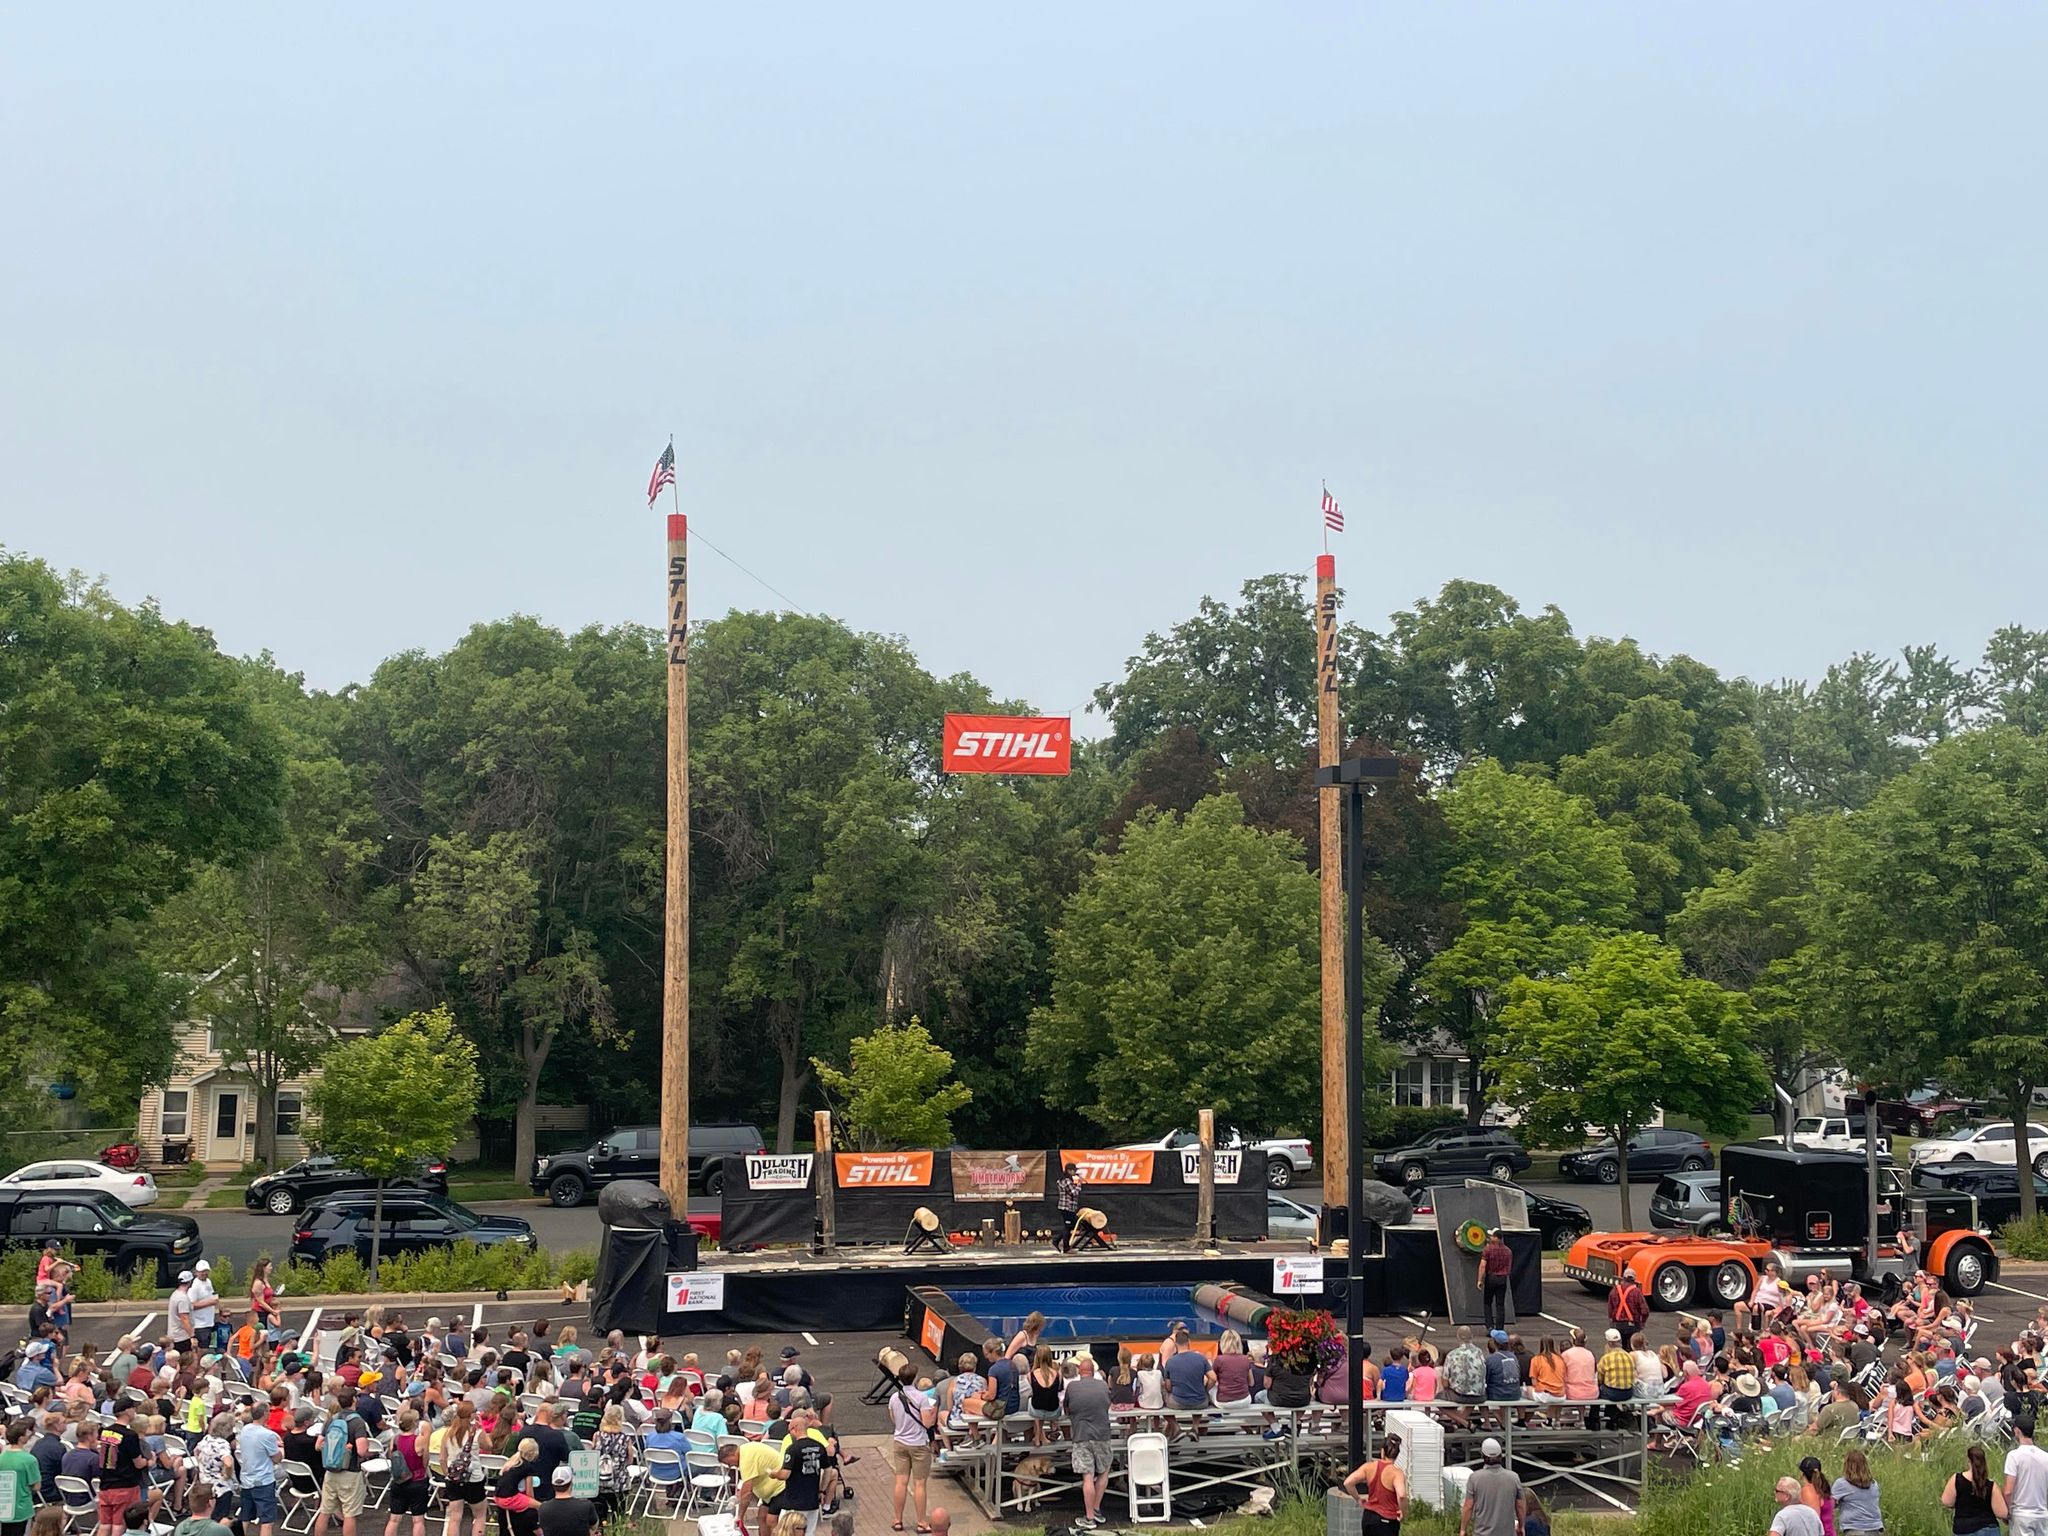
[513,1023,555,1181]
[775,1049,809,1155]
[1614,1126,1634,1232]
[369,1179,385,1286]
[2016,1090,2039,1224]
[254,1080,277,1172]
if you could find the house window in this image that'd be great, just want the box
[275,1092,302,1140]
[1389,1060,1427,1107]
[206,1024,221,1055]
[1429,1059,1464,1107]
[161,1090,189,1138]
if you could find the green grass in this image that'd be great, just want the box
[1223,1438,2006,1536]
[206,1188,251,1208]
[445,1179,534,1203]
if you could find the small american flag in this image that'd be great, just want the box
[1322,485,1344,534]
[647,442,676,507]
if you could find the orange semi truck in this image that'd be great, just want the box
[1564,1140,1998,1311]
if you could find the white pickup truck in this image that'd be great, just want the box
[1115,1128,1315,1188]
[1789,1116,1892,1157]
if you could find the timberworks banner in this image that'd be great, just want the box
[1058,1149,1156,1185]
[834,1150,935,1188]
[941,714,1072,776]
[951,1150,1048,1202]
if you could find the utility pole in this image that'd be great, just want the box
[1316,552,1345,1224]
[660,491,692,1216]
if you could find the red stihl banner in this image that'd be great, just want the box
[942,714,1072,776]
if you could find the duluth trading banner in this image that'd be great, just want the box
[834,1150,935,1188]
[1179,1149,1243,1184]
[950,1150,1047,1202]
[744,1154,813,1191]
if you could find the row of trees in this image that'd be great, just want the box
[8,548,2048,1220]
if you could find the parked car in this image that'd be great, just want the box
[1405,1178,1592,1250]
[290,1191,536,1265]
[1875,1088,1984,1135]
[1909,1120,2048,1176]
[531,1122,765,1206]
[1558,1129,1714,1185]
[1913,1161,2048,1227]
[1372,1127,1531,1186]
[2,1159,159,1208]
[1116,1128,1315,1189]
[245,1155,449,1215]
[1790,1116,1892,1157]
[1648,1171,1726,1234]
[0,1189,201,1283]
[1267,1193,1317,1240]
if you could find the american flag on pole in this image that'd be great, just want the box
[1322,485,1344,534]
[646,442,676,507]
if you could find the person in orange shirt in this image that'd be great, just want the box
[233,1314,262,1365]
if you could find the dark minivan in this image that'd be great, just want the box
[530,1122,766,1206]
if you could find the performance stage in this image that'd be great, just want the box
[651,1224,1545,1335]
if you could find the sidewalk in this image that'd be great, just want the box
[179,1173,234,1210]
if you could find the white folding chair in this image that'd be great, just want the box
[640,1449,684,1516]
[280,1460,323,1534]
[683,1450,731,1518]
[1125,1431,1171,1523]
[56,1477,97,1536]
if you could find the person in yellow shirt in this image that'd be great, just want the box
[734,1439,785,1536]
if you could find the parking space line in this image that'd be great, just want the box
[1538,1312,1577,1331]
[803,1332,819,1346]
[132,1312,157,1338]
[472,1302,484,1331]
[303,1307,323,1364]
[1991,1279,2048,1304]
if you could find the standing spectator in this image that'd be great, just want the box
[190,1263,222,1351]
[1831,1449,1883,1536]
[1609,1274,1648,1345]
[1769,1477,1825,1536]
[535,1468,597,1536]
[885,1365,934,1535]
[310,1387,375,1536]
[1054,1164,1083,1253]
[1062,1355,1113,1531]
[235,1403,285,1536]
[1460,1438,1521,1536]
[1478,1229,1512,1332]
[2006,1415,2048,1536]
[1341,1432,1406,1536]
[767,1410,832,1536]
[1026,1347,1063,1446]
[93,1399,152,1536]
[1,1419,40,1536]
[1942,1443,2003,1535]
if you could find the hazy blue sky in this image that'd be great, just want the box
[5,6,2044,725]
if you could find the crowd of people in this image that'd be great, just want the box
[2,1241,873,1536]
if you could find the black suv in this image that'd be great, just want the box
[529,1122,765,1207]
[0,1189,202,1284]
[1372,1126,1531,1185]
[290,1191,535,1265]
[246,1155,450,1215]
[1558,1129,1714,1184]
[1915,1161,2048,1227]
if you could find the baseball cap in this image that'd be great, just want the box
[195,1260,211,1272]
[552,1467,574,1486]
[178,1271,194,1283]
[1480,1437,1503,1460]
[780,1347,802,1360]
[1604,1329,1621,1344]
[1489,1330,1509,1344]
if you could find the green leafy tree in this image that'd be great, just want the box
[1027,794,1387,1135]
[304,1006,480,1280]
[1418,761,1635,1117]
[1803,728,2048,1218]
[0,555,287,1116]
[344,618,662,1178]
[152,660,391,1169]
[812,1019,972,1149]
[1668,817,1833,1095]
[1497,932,1764,1229]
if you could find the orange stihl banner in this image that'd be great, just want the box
[942,714,1072,776]
[834,1150,936,1188]
[1058,1149,1156,1184]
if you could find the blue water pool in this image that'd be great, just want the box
[947,1283,1264,1341]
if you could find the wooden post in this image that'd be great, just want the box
[814,1110,835,1251]
[1316,554,1346,1217]
[659,500,692,1216]
[1196,1108,1216,1243]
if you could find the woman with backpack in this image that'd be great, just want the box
[434,1400,487,1536]
[382,1410,432,1536]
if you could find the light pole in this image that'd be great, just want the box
[1315,753,1400,1469]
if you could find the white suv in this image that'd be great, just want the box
[1909,1120,2048,1177]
